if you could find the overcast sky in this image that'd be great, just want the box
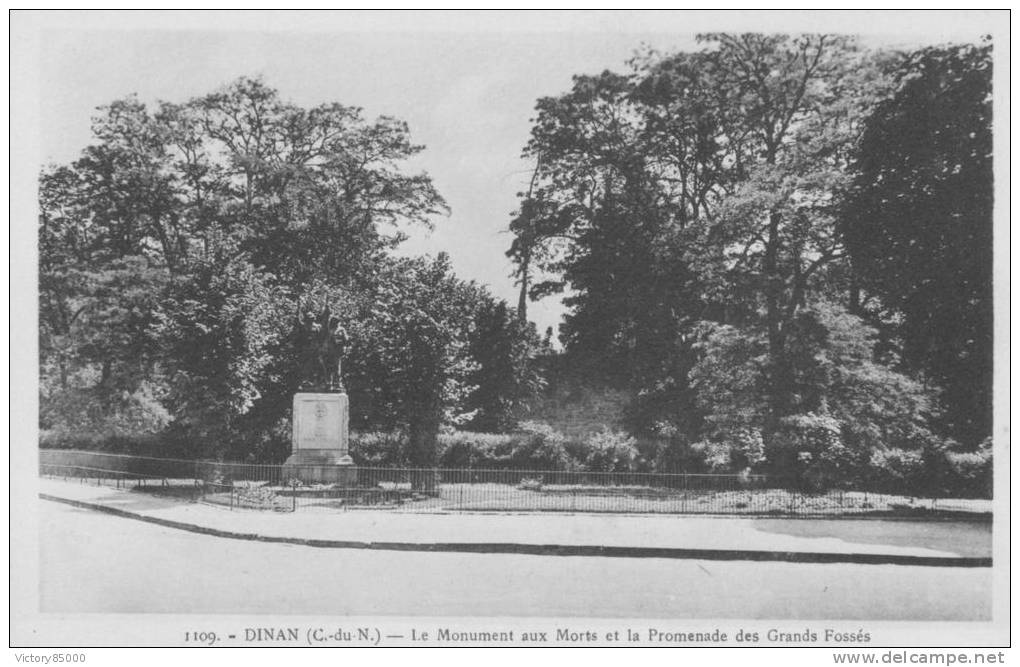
[31,13,994,336]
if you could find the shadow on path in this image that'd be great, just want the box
[752,518,992,558]
[61,485,197,512]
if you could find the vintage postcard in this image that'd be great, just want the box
[8,9,1011,657]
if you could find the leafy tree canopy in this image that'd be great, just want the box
[40,77,540,463]
[842,42,993,446]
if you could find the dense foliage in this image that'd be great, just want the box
[507,35,993,494]
[39,36,995,499]
[842,43,993,448]
[39,77,542,464]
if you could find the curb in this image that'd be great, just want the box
[40,493,992,568]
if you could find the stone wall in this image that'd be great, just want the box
[516,380,631,439]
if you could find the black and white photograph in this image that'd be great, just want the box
[9,9,1010,655]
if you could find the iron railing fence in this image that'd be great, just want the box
[38,449,990,516]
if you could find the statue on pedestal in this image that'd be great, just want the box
[296,303,349,393]
[286,301,356,484]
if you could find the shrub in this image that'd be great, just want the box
[943,440,993,498]
[864,439,992,499]
[775,413,859,491]
[866,447,926,495]
[239,417,291,463]
[38,428,186,458]
[436,424,582,471]
[689,439,733,471]
[690,428,765,472]
[508,421,578,470]
[352,430,569,470]
[635,438,682,474]
[349,431,408,466]
[437,430,516,468]
[582,428,639,472]
[39,381,172,439]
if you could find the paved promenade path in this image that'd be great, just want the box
[38,478,991,561]
[38,497,993,620]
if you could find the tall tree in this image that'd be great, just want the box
[506,34,963,483]
[842,42,993,447]
[345,254,481,478]
[156,257,294,459]
[464,298,544,432]
[508,65,720,391]
[169,77,449,284]
[690,34,884,435]
[508,36,883,433]
[38,77,457,457]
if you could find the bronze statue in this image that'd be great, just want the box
[296,302,349,392]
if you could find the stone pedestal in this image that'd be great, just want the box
[283,392,356,485]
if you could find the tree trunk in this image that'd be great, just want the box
[516,248,530,322]
[406,392,442,493]
[763,210,791,447]
[100,359,112,387]
[848,277,862,315]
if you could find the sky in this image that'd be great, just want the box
[31,12,995,337]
